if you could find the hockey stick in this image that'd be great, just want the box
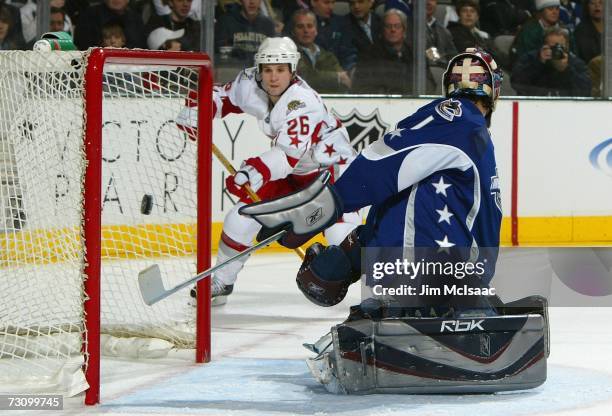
[212,144,306,259]
[138,229,287,305]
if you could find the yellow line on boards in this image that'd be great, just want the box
[2,216,611,267]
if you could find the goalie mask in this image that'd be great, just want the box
[254,37,301,77]
[443,48,503,111]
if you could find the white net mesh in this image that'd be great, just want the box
[0,50,207,395]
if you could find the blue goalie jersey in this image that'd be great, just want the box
[335,97,502,250]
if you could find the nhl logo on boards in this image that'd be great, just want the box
[332,108,390,152]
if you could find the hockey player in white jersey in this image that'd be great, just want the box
[177,37,361,303]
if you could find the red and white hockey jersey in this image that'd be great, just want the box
[179,67,355,180]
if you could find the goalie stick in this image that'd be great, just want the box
[138,229,287,305]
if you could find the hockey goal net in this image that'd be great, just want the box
[0,49,213,404]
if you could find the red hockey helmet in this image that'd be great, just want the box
[442,48,503,111]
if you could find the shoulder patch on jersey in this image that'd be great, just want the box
[239,69,254,81]
[435,98,463,122]
[286,99,306,115]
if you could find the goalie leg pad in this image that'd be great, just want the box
[308,314,547,394]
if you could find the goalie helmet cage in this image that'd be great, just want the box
[0,48,213,406]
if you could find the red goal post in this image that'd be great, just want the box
[83,48,213,405]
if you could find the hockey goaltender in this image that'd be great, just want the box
[239,48,549,394]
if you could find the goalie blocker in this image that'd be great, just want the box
[240,174,548,393]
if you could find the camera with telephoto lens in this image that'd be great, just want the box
[551,43,566,60]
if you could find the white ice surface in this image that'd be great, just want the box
[16,254,612,415]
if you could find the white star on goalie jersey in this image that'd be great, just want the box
[386,128,404,140]
[432,176,452,197]
[436,205,454,225]
[435,235,455,248]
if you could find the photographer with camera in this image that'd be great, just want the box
[511,27,590,97]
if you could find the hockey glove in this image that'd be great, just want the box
[176,90,198,141]
[295,228,363,307]
[225,157,270,199]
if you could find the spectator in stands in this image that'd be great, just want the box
[559,0,582,31]
[512,0,570,63]
[478,0,530,69]
[0,3,24,50]
[273,0,309,27]
[148,27,184,50]
[215,0,275,62]
[21,0,74,47]
[146,0,200,51]
[479,0,530,38]
[385,0,411,17]
[574,0,603,65]
[62,0,89,29]
[588,54,602,97]
[0,0,25,49]
[345,0,382,56]
[511,26,590,96]
[437,0,460,28]
[24,6,71,49]
[153,0,201,20]
[310,0,357,70]
[423,0,456,94]
[291,9,351,92]
[425,0,457,67]
[222,0,285,33]
[447,0,495,56]
[74,0,146,49]
[49,7,68,34]
[353,8,417,94]
[101,21,126,48]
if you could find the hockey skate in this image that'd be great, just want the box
[189,276,233,307]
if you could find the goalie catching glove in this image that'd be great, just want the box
[295,227,362,307]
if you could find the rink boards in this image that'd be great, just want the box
[212,97,612,246]
[2,97,611,266]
